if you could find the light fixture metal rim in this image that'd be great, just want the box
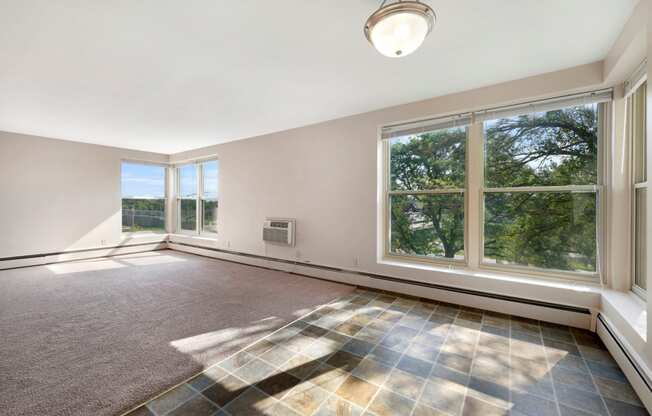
[364,0,436,43]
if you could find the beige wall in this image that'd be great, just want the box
[0,131,168,258]
[168,63,607,305]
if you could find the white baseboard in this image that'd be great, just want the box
[168,241,593,329]
[597,313,652,412]
[0,241,168,270]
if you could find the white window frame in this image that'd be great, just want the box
[199,160,219,237]
[120,160,168,236]
[381,120,470,266]
[175,159,219,237]
[628,79,647,299]
[380,90,611,282]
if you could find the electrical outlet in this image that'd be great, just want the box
[100,240,107,246]
[353,256,359,267]
[296,250,302,260]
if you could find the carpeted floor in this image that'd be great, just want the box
[0,250,354,416]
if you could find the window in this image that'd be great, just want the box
[384,118,468,261]
[381,90,610,280]
[201,161,219,234]
[121,162,166,233]
[176,160,219,235]
[629,81,647,294]
[482,103,602,275]
[178,164,197,232]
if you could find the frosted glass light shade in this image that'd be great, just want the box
[365,1,435,58]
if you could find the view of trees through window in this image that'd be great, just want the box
[387,102,600,274]
[483,104,599,273]
[389,125,466,259]
[201,161,219,234]
[177,160,219,234]
[630,82,647,292]
[121,163,166,233]
[179,165,197,232]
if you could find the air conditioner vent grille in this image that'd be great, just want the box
[262,218,295,246]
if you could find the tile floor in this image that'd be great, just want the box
[126,287,649,416]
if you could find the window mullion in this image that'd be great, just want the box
[467,121,483,269]
[196,163,202,235]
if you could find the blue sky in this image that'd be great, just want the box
[121,163,165,198]
[122,161,219,199]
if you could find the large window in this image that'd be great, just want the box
[629,81,647,294]
[176,160,219,235]
[385,119,468,261]
[482,103,601,275]
[121,162,166,233]
[381,91,609,280]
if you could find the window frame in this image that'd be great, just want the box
[629,80,647,298]
[478,102,606,282]
[381,123,470,267]
[120,160,168,236]
[175,159,219,237]
[199,160,219,237]
[380,91,610,282]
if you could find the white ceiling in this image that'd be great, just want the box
[0,0,638,154]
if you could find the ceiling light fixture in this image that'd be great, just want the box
[364,0,436,58]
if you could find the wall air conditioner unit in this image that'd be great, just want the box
[262,218,295,246]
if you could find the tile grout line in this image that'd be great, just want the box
[359,297,427,415]
[573,332,614,416]
[462,313,487,416]
[537,323,564,416]
[122,289,355,416]
[222,291,365,416]
[307,290,400,416]
[408,305,459,416]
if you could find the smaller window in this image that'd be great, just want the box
[176,160,219,236]
[178,164,198,233]
[385,123,468,261]
[630,82,647,295]
[201,160,219,234]
[121,162,166,233]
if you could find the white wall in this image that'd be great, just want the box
[0,131,168,258]
[169,62,607,306]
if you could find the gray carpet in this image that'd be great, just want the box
[0,250,354,416]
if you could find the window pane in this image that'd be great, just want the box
[122,199,165,233]
[202,200,218,234]
[635,188,647,290]
[633,83,647,183]
[121,163,165,233]
[484,104,598,187]
[179,165,197,198]
[202,161,219,199]
[484,192,597,273]
[390,126,466,191]
[390,194,464,259]
[180,199,197,231]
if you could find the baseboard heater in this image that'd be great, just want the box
[169,241,591,315]
[0,241,167,271]
[597,313,652,394]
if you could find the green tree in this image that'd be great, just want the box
[389,127,466,259]
[389,104,599,271]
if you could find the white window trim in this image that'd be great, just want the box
[120,159,169,236]
[175,159,219,238]
[381,124,469,268]
[380,90,610,282]
[628,80,647,298]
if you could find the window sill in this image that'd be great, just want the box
[379,258,602,291]
[120,232,168,243]
[377,257,602,317]
[601,289,647,342]
[168,233,218,243]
